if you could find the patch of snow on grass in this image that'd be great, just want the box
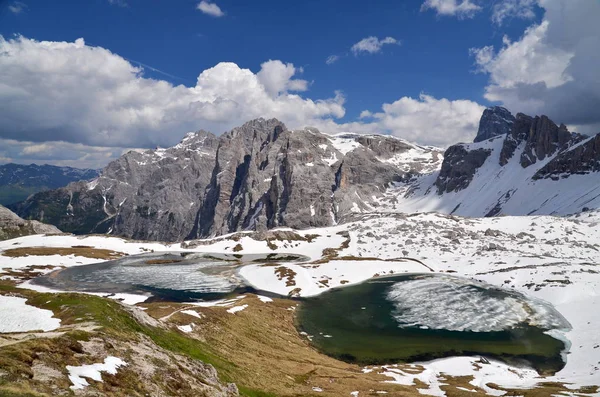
[177,324,194,333]
[226,304,248,314]
[0,296,61,333]
[180,310,203,318]
[67,356,127,390]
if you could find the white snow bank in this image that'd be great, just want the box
[378,357,541,396]
[180,309,203,319]
[0,296,61,333]
[256,295,273,303]
[239,259,429,297]
[67,356,127,390]
[177,324,194,333]
[226,304,248,314]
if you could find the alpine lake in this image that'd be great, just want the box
[34,254,571,374]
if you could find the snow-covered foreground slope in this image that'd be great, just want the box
[1,211,599,394]
[0,295,61,332]
[380,135,600,217]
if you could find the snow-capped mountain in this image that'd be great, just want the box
[0,163,99,205]
[388,107,600,217]
[11,108,600,242]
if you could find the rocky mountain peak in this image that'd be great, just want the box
[175,129,218,150]
[497,112,585,167]
[474,106,515,143]
[223,118,287,145]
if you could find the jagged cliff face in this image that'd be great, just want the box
[395,107,600,217]
[13,119,442,241]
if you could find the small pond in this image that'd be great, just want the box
[296,274,571,374]
[33,252,308,302]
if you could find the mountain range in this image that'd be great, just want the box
[10,107,600,242]
[0,163,99,205]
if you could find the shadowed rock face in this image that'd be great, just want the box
[474,106,515,143]
[500,113,585,168]
[435,146,491,194]
[533,134,600,180]
[12,119,442,241]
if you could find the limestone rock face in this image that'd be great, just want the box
[474,106,515,143]
[519,115,574,168]
[0,204,61,240]
[13,119,442,241]
[499,113,585,168]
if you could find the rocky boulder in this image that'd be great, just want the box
[0,204,61,240]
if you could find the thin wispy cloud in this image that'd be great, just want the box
[491,0,537,25]
[421,0,482,19]
[108,0,128,7]
[351,36,399,55]
[325,55,339,65]
[8,1,27,14]
[197,1,225,17]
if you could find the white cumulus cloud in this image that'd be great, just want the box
[0,35,344,151]
[315,94,485,147]
[196,1,225,17]
[471,0,600,135]
[0,35,488,167]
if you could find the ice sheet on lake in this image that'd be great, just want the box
[387,275,571,332]
[71,259,239,294]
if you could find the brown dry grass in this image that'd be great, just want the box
[274,266,297,287]
[145,295,599,397]
[144,259,183,265]
[143,296,415,397]
[1,246,125,260]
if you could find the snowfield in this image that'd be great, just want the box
[0,295,61,333]
[1,209,599,394]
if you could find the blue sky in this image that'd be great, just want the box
[0,0,538,118]
[0,0,598,168]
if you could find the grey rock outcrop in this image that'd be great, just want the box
[499,113,585,167]
[435,145,491,194]
[533,134,600,180]
[474,106,515,143]
[13,119,443,241]
[0,204,61,240]
[519,115,574,168]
